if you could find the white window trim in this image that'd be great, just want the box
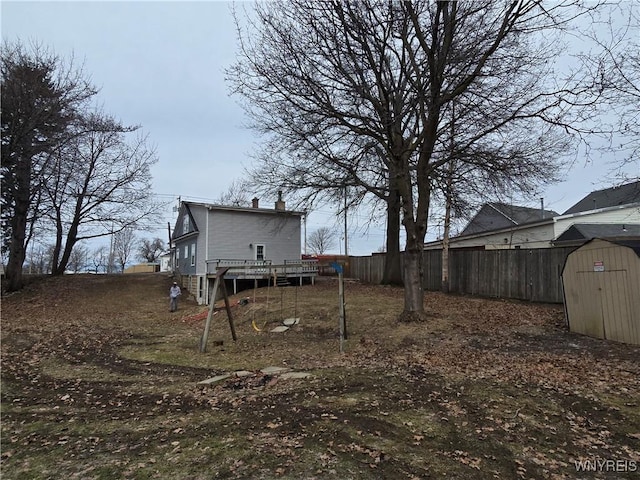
[191,243,196,266]
[254,244,266,261]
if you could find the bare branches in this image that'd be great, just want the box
[1,40,97,290]
[308,227,336,255]
[2,40,161,282]
[572,2,640,176]
[228,0,613,316]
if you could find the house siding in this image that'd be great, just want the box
[425,205,640,251]
[188,205,208,275]
[427,223,555,250]
[208,210,301,264]
[175,238,197,274]
[173,201,304,305]
[554,205,640,238]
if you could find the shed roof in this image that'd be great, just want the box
[561,237,640,279]
[563,180,640,214]
[568,237,640,258]
[610,239,640,257]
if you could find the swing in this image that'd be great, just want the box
[251,274,272,332]
[282,278,300,326]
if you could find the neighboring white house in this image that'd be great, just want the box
[424,181,640,250]
[171,193,316,304]
[158,252,172,272]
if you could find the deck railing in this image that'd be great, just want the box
[205,258,318,277]
[282,259,319,275]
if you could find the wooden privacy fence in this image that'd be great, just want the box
[350,247,576,304]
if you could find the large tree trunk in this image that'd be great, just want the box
[51,197,82,275]
[52,229,78,276]
[382,187,402,285]
[398,247,425,322]
[396,150,431,322]
[5,158,31,292]
[6,213,27,292]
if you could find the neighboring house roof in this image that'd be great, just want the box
[460,202,559,236]
[554,223,640,245]
[563,180,640,214]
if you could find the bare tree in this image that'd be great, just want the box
[44,112,159,275]
[228,0,603,321]
[578,2,639,177]
[308,227,336,255]
[138,237,165,263]
[1,40,96,291]
[216,179,253,207]
[90,246,109,274]
[25,243,52,275]
[113,227,136,272]
[67,242,89,273]
[2,40,160,285]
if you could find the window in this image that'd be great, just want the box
[184,245,188,258]
[182,215,189,234]
[191,243,196,266]
[255,244,265,261]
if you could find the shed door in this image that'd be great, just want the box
[571,270,631,343]
[600,271,631,344]
[571,272,605,339]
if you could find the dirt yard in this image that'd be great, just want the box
[1,273,639,479]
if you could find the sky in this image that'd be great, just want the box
[2,1,637,256]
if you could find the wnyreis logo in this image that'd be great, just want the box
[574,458,637,473]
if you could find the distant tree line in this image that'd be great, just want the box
[23,235,166,275]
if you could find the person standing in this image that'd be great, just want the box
[169,281,182,312]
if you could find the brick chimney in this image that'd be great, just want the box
[252,197,259,208]
[275,190,285,211]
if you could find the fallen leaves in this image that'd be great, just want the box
[1,274,639,480]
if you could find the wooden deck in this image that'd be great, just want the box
[205,259,319,286]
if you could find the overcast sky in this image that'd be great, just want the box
[2,1,636,255]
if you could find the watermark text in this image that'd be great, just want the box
[574,458,637,473]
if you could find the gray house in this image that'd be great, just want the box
[172,195,316,304]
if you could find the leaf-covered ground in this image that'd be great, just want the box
[1,273,639,479]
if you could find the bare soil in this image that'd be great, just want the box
[1,273,639,479]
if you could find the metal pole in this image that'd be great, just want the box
[338,271,345,353]
[343,186,348,257]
